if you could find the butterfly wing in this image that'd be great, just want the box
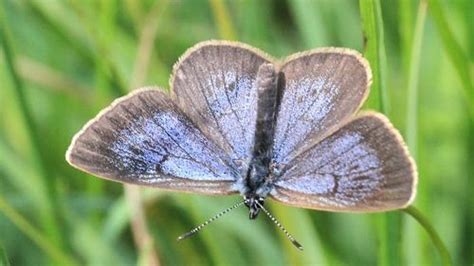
[270,113,417,211]
[170,41,273,174]
[272,48,371,165]
[66,88,240,195]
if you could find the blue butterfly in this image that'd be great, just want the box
[66,41,417,250]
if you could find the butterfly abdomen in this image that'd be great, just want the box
[247,63,280,195]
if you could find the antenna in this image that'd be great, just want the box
[177,200,246,241]
[256,201,303,251]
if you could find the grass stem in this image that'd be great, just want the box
[0,3,63,250]
[209,0,237,40]
[359,1,398,265]
[427,0,474,119]
[403,206,453,266]
[0,196,78,266]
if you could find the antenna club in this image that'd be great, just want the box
[256,201,303,251]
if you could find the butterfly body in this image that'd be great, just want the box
[239,62,279,218]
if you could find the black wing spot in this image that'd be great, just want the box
[155,154,169,172]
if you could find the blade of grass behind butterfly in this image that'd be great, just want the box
[70,0,119,227]
[233,0,291,56]
[27,0,94,64]
[0,138,71,259]
[317,0,362,49]
[208,0,237,40]
[398,0,414,75]
[427,0,474,119]
[271,204,327,265]
[359,1,400,265]
[175,195,284,265]
[286,0,330,49]
[129,0,171,91]
[0,134,51,212]
[205,197,284,265]
[0,195,78,266]
[59,1,117,222]
[403,1,428,265]
[403,1,456,265]
[67,0,131,98]
[64,210,133,265]
[180,196,248,266]
[359,0,389,113]
[0,4,64,253]
[0,242,9,266]
[235,0,271,50]
[420,13,474,261]
[0,139,90,264]
[462,0,474,263]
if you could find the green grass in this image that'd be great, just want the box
[0,0,471,265]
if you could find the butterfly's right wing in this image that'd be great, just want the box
[66,88,240,195]
[272,48,371,165]
[270,113,417,212]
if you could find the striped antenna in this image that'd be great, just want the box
[256,201,303,251]
[177,200,246,241]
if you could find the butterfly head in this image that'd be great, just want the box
[244,195,265,219]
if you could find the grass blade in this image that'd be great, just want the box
[427,0,474,118]
[405,0,427,157]
[403,1,428,265]
[287,0,330,48]
[398,0,414,71]
[0,2,63,249]
[0,196,78,266]
[403,206,453,266]
[359,1,397,265]
[272,205,327,265]
[209,0,236,40]
[0,242,9,266]
[359,0,389,114]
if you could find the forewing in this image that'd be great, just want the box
[66,88,239,195]
[270,112,417,212]
[171,41,273,173]
[272,48,371,165]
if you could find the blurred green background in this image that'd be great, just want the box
[0,0,472,265]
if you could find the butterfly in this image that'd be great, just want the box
[66,40,417,250]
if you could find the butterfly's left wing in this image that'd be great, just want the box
[270,113,417,212]
[66,88,240,195]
